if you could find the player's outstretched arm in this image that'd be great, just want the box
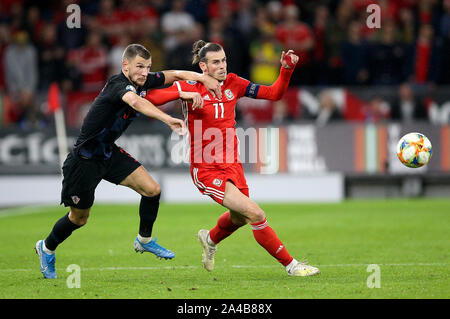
[122,91,186,135]
[161,70,222,99]
[146,86,203,110]
[145,88,180,106]
[253,50,299,101]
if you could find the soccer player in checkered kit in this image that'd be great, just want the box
[35,43,221,279]
[145,41,320,277]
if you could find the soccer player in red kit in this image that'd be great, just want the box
[145,41,320,277]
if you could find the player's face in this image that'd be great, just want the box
[124,55,152,87]
[201,50,227,81]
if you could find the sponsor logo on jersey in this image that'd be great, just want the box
[224,89,234,100]
[71,195,80,205]
[212,178,223,187]
[186,80,197,85]
[126,85,137,93]
[203,94,211,101]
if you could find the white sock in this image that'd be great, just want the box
[207,233,216,246]
[285,258,298,273]
[138,234,152,244]
[42,241,55,255]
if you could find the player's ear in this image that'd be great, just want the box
[122,59,129,72]
[199,61,207,73]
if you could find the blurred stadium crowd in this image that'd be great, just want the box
[0,0,449,128]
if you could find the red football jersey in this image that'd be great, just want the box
[145,66,293,169]
[173,73,251,168]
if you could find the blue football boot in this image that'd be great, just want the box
[134,237,175,259]
[35,240,57,279]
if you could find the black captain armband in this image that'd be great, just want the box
[244,82,260,98]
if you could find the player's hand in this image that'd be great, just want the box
[200,74,222,99]
[280,50,299,69]
[166,116,187,136]
[180,91,203,110]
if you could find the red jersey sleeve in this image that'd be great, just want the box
[233,67,294,101]
[145,80,198,105]
[145,85,179,106]
[227,73,251,99]
[256,67,294,100]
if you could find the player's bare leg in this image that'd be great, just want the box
[68,207,91,226]
[120,165,161,197]
[222,182,265,223]
[120,165,174,259]
[221,182,319,277]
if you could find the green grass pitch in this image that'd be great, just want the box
[0,199,448,299]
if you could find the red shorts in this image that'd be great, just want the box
[190,163,249,205]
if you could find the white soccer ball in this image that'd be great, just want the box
[396,132,432,168]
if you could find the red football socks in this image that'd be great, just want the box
[251,218,293,267]
[209,213,294,267]
[209,211,242,244]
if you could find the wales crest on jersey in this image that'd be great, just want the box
[224,89,234,100]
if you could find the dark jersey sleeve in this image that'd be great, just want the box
[107,72,165,103]
[143,71,166,90]
[108,76,138,104]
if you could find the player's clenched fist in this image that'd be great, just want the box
[280,50,299,69]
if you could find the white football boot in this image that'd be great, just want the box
[197,229,217,272]
[286,259,320,277]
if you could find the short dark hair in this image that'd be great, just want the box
[122,44,151,62]
[192,40,223,65]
